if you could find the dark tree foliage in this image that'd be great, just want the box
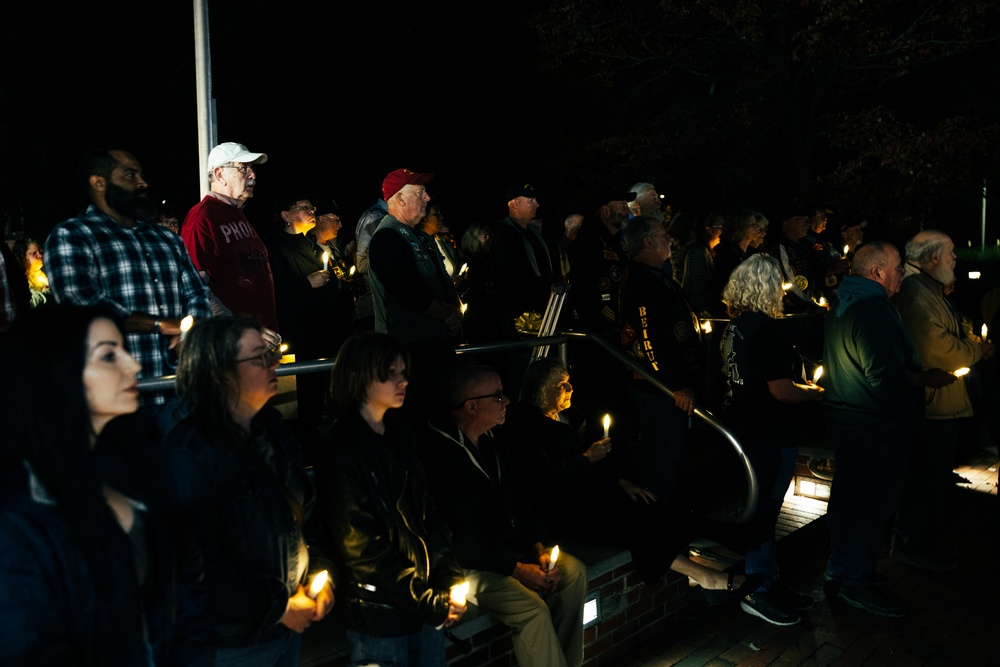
[530,0,1000,228]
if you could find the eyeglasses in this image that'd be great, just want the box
[459,390,505,405]
[222,164,255,175]
[288,204,317,214]
[236,349,282,368]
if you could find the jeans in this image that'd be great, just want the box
[626,386,689,499]
[345,624,447,667]
[825,419,910,587]
[743,443,798,591]
[215,631,302,667]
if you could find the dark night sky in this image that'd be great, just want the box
[2,1,563,240]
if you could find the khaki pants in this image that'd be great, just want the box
[465,552,587,667]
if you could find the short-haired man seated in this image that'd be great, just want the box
[419,365,587,667]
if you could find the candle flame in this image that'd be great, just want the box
[843,244,850,256]
[459,263,469,276]
[461,302,468,315]
[982,324,988,339]
[701,320,713,334]
[818,296,828,308]
[280,343,289,354]
[450,581,469,607]
[349,265,356,276]
[308,570,329,599]
[813,366,824,383]
[954,367,970,377]
[782,282,793,292]
[548,545,560,572]
[321,250,329,267]
[602,414,611,431]
[179,315,194,333]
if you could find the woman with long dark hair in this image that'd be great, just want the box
[165,316,333,666]
[0,304,209,665]
[314,331,465,666]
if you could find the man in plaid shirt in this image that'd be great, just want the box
[45,149,211,407]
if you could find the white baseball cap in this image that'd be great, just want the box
[207,142,268,172]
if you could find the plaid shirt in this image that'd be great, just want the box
[45,205,212,404]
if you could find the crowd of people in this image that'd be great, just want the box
[0,143,996,664]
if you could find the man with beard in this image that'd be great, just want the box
[891,230,994,571]
[182,142,280,342]
[45,149,211,407]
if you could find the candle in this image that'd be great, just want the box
[459,263,469,276]
[179,315,194,341]
[308,570,329,599]
[843,244,850,256]
[954,367,970,377]
[602,414,611,439]
[701,320,713,334]
[450,581,469,607]
[982,324,988,339]
[548,545,560,572]
[813,366,824,383]
[321,250,330,269]
[349,265,356,276]
[782,282,793,292]
[818,296,828,308]
[460,301,468,315]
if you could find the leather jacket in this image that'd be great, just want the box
[314,411,462,636]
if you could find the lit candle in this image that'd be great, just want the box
[782,282,793,292]
[179,315,194,341]
[602,414,611,439]
[954,367,970,377]
[982,324,988,339]
[308,570,329,600]
[843,244,849,256]
[450,581,469,607]
[349,265,356,276]
[813,366,824,383]
[548,545,560,572]
[280,343,289,354]
[701,320,713,334]
[459,263,469,276]
[818,296,828,308]
[321,250,330,269]
[460,302,468,315]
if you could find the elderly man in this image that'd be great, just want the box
[45,148,212,408]
[628,182,663,221]
[182,142,280,344]
[891,230,994,571]
[491,182,554,325]
[420,365,587,667]
[618,215,705,499]
[823,242,956,617]
[368,168,461,420]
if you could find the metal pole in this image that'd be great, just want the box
[982,177,988,250]
[193,0,213,199]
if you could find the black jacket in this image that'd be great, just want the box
[420,417,551,576]
[314,411,462,636]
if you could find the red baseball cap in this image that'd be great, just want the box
[382,168,434,201]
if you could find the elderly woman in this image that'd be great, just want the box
[0,305,209,665]
[314,331,465,666]
[720,254,824,626]
[502,357,758,595]
[165,316,332,666]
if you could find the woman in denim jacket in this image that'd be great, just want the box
[165,316,333,666]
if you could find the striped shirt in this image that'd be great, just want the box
[45,205,212,404]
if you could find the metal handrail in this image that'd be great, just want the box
[137,330,757,521]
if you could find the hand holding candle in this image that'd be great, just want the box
[307,570,329,600]
[179,315,194,341]
[450,581,469,607]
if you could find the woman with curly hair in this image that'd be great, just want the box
[720,254,824,627]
